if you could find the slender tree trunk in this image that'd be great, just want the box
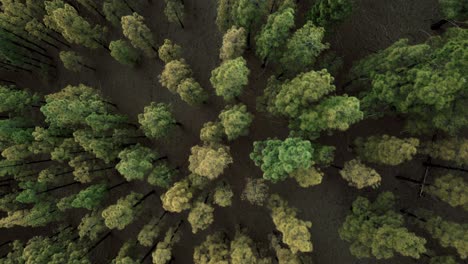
[400,209,427,222]
[331,164,343,170]
[0,158,53,169]
[141,241,158,263]
[395,175,423,185]
[123,0,135,12]
[0,62,32,73]
[85,231,112,255]
[156,156,169,162]
[423,162,468,172]
[41,38,60,50]
[0,27,47,53]
[107,181,128,191]
[0,79,15,84]
[431,19,448,30]
[79,62,96,71]
[39,181,79,194]
[175,11,185,29]
[133,190,155,207]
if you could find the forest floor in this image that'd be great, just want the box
[2,0,465,263]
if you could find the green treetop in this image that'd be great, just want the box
[255,6,295,64]
[250,137,334,182]
[427,174,468,211]
[121,12,156,57]
[339,159,381,189]
[159,59,193,93]
[219,104,254,141]
[355,135,419,166]
[420,138,468,166]
[177,78,209,106]
[188,201,215,234]
[59,50,94,72]
[102,191,151,230]
[116,144,158,181]
[339,192,427,259]
[231,0,270,34]
[241,178,270,206]
[71,184,108,210]
[307,0,353,28]
[164,0,185,28]
[213,182,233,207]
[200,121,224,144]
[78,210,107,241]
[160,179,193,213]
[193,232,230,264]
[138,215,164,247]
[268,194,313,253]
[158,39,182,63]
[152,225,182,264]
[280,21,329,74]
[84,112,129,133]
[147,162,177,188]
[439,0,468,20]
[430,256,458,264]
[103,0,134,26]
[188,144,233,180]
[289,167,324,188]
[352,28,468,135]
[109,39,140,66]
[220,26,247,61]
[138,102,178,139]
[210,57,250,101]
[274,69,336,118]
[0,85,40,113]
[230,230,271,264]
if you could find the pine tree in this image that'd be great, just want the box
[164,0,185,28]
[193,232,230,263]
[160,179,193,213]
[71,183,108,210]
[103,0,134,26]
[147,162,177,188]
[177,78,208,106]
[339,159,381,189]
[290,167,324,188]
[188,144,233,180]
[355,135,419,166]
[420,138,468,166]
[109,39,140,66]
[116,144,157,181]
[210,57,250,101]
[220,26,247,61]
[188,201,215,234]
[213,182,233,207]
[218,103,254,140]
[138,102,178,139]
[200,121,224,144]
[0,85,40,113]
[158,39,182,63]
[138,214,165,247]
[78,210,107,241]
[121,12,156,57]
[159,59,192,93]
[307,0,353,28]
[152,225,182,264]
[59,51,95,72]
[427,174,468,211]
[102,191,153,230]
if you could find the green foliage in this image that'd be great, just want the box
[0,85,40,113]
[210,57,250,101]
[177,78,208,106]
[427,174,468,211]
[307,0,353,28]
[430,256,458,264]
[420,138,468,166]
[250,137,334,182]
[355,135,419,166]
[290,167,324,188]
[188,202,215,234]
[188,144,233,180]
[164,0,184,27]
[268,194,313,253]
[230,230,270,264]
[78,211,107,241]
[138,216,163,247]
[280,21,329,73]
[200,121,224,143]
[85,112,128,133]
[439,0,468,20]
[339,159,381,189]
[161,179,193,213]
[193,232,230,263]
[160,59,192,93]
[255,7,295,63]
[213,183,233,207]
[59,51,85,72]
[231,0,270,32]
[241,178,270,206]
[109,39,140,66]
[116,144,157,181]
[138,102,177,139]
[220,26,247,61]
[152,226,181,264]
[352,28,468,134]
[297,95,363,136]
[339,192,427,259]
[147,162,176,188]
[73,129,123,164]
[219,103,253,140]
[101,192,143,230]
[103,0,133,26]
[274,69,336,118]
[158,39,182,63]
[121,12,156,57]
[71,184,107,210]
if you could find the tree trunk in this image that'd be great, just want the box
[0,27,47,53]
[395,175,423,185]
[107,181,128,191]
[0,240,12,248]
[123,0,135,12]
[39,181,79,194]
[133,190,155,207]
[331,164,343,170]
[0,61,32,73]
[141,241,158,263]
[423,162,468,172]
[431,19,448,30]
[85,231,112,255]
[0,79,15,84]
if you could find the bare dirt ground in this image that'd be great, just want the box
[3,0,465,263]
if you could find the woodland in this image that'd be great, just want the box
[0,0,467,263]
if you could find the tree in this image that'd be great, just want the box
[188,144,233,180]
[213,182,233,207]
[59,51,94,72]
[159,59,192,93]
[177,78,208,106]
[270,234,304,264]
[420,138,468,166]
[230,230,270,264]
[210,57,250,101]
[339,192,427,259]
[109,39,140,66]
[438,0,468,20]
[152,225,182,264]
[147,162,177,188]
[255,6,295,64]
[73,129,124,164]
[138,214,165,247]
[193,232,230,263]
[414,210,467,259]
[427,174,468,211]
[158,39,182,63]
[112,240,139,264]
[84,112,129,133]
[307,0,353,28]
[219,104,253,140]
[116,144,157,181]
[429,256,458,264]
[215,0,235,32]
[220,26,247,61]
[231,0,270,37]
[71,183,107,210]
[339,159,381,189]
[102,191,152,230]
[164,0,184,28]
[188,201,215,234]
[250,137,334,182]
[0,85,40,113]
[280,21,329,73]
[290,167,324,188]
[103,0,134,26]
[78,210,107,241]
[241,178,269,206]
[268,194,313,253]
[77,0,104,18]
[200,121,224,144]
[296,95,363,136]
[274,69,336,118]
[160,179,193,213]
[121,12,156,57]
[45,2,107,49]
[355,135,419,166]
[138,102,178,139]
[352,28,468,135]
